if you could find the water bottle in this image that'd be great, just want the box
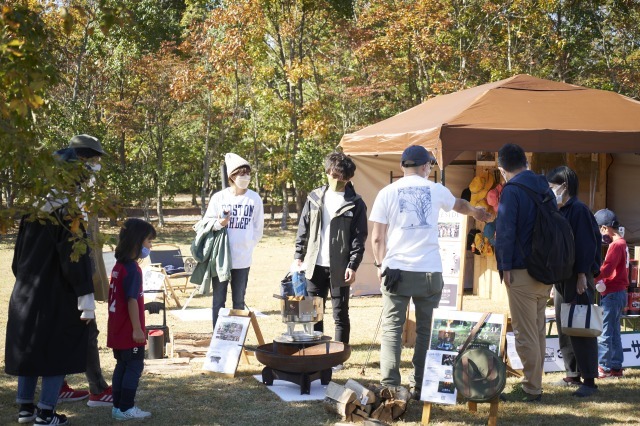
[596,280,606,293]
[292,271,308,296]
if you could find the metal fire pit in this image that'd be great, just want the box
[255,341,351,394]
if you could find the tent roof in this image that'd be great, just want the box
[340,74,640,167]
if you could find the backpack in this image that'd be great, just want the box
[505,182,575,284]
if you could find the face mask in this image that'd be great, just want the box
[87,163,101,172]
[602,234,612,245]
[140,246,150,259]
[327,176,347,192]
[552,185,565,205]
[234,175,251,189]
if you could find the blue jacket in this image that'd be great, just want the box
[559,197,602,276]
[495,170,556,271]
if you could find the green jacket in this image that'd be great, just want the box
[294,182,368,288]
[190,218,231,295]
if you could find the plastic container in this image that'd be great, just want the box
[292,271,308,296]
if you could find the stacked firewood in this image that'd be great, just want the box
[324,379,411,424]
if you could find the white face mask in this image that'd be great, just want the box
[234,175,251,189]
[88,163,101,172]
[552,185,566,205]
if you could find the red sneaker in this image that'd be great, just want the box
[611,368,624,377]
[87,386,113,407]
[58,382,89,402]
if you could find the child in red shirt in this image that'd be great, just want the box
[594,209,628,378]
[108,219,156,420]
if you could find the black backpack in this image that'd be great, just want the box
[505,182,575,284]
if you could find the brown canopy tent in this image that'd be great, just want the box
[340,74,640,168]
[339,74,640,296]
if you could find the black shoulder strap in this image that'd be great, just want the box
[505,181,553,207]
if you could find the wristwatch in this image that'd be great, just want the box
[374,261,382,268]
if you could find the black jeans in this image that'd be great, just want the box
[554,273,599,379]
[212,268,250,330]
[307,265,350,344]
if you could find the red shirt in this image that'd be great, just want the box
[600,237,629,296]
[107,260,146,349]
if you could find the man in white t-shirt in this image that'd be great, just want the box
[369,146,491,397]
[204,153,264,329]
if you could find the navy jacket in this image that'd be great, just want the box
[495,170,556,271]
[559,197,602,276]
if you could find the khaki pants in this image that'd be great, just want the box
[506,269,551,395]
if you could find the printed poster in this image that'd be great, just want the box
[203,309,251,376]
[420,309,506,404]
[437,210,465,310]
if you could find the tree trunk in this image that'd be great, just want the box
[200,94,212,216]
[295,188,306,217]
[87,215,109,301]
[280,183,289,230]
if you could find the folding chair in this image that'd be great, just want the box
[149,243,197,293]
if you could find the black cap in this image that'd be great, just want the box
[401,145,436,167]
[68,134,105,156]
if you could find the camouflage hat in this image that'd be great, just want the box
[68,134,105,156]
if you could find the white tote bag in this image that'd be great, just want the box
[560,302,604,337]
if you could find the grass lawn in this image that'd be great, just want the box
[0,221,639,425]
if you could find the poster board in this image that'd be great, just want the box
[203,308,251,377]
[437,209,467,310]
[420,309,507,405]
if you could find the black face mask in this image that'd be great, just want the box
[602,234,612,245]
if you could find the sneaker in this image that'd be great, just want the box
[499,386,542,403]
[552,377,582,387]
[17,403,36,424]
[572,384,598,397]
[332,364,344,372]
[112,407,119,419]
[58,382,89,402]
[611,368,624,377]
[598,366,622,379]
[112,406,152,421]
[87,386,113,407]
[33,409,68,425]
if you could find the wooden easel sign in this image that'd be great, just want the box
[202,309,251,378]
[420,309,507,425]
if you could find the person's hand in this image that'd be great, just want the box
[377,266,383,281]
[576,273,587,295]
[345,268,356,284]
[219,210,230,227]
[133,328,145,344]
[474,207,492,222]
[82,318,94,324]
[503,270,512,288]
[295,259,303,268]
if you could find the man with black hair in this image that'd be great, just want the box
[369,145,490,398]
[495,143,556,402]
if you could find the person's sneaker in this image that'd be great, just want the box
[112,407,120,419]
[552,377,582,387]
[87,386,113,407]
[598,366,613,379]
[33,409,68,425]
[332,364,344,372]
[611,368,624,377]
[112,406,152,421]
[499,386,542,403]
[572,384,598,397]
[17,403,36,424]
[58,382,89,402]
[409,387,422,401]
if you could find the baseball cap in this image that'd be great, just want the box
[594,209,619,227]
[401,145,436,167]
[68,134,105,156]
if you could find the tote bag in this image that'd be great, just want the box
[560,301,603,337]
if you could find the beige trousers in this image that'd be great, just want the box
[506,269,551,395]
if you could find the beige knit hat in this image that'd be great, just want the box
[225,152,250,175]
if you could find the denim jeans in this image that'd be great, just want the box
[112,346,145,410]
[212,268,250,330]
[379,271,443,390]
[17,375,65,410]
[306,265,351,344]
[598,289,627,371]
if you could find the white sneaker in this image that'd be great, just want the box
[113,406,152,421]
[332,364,344,372]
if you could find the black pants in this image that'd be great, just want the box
[307,265,350,344]
[554,273,599,379]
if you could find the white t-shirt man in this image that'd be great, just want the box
[369,175,455,272]
[204,188,264,269]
